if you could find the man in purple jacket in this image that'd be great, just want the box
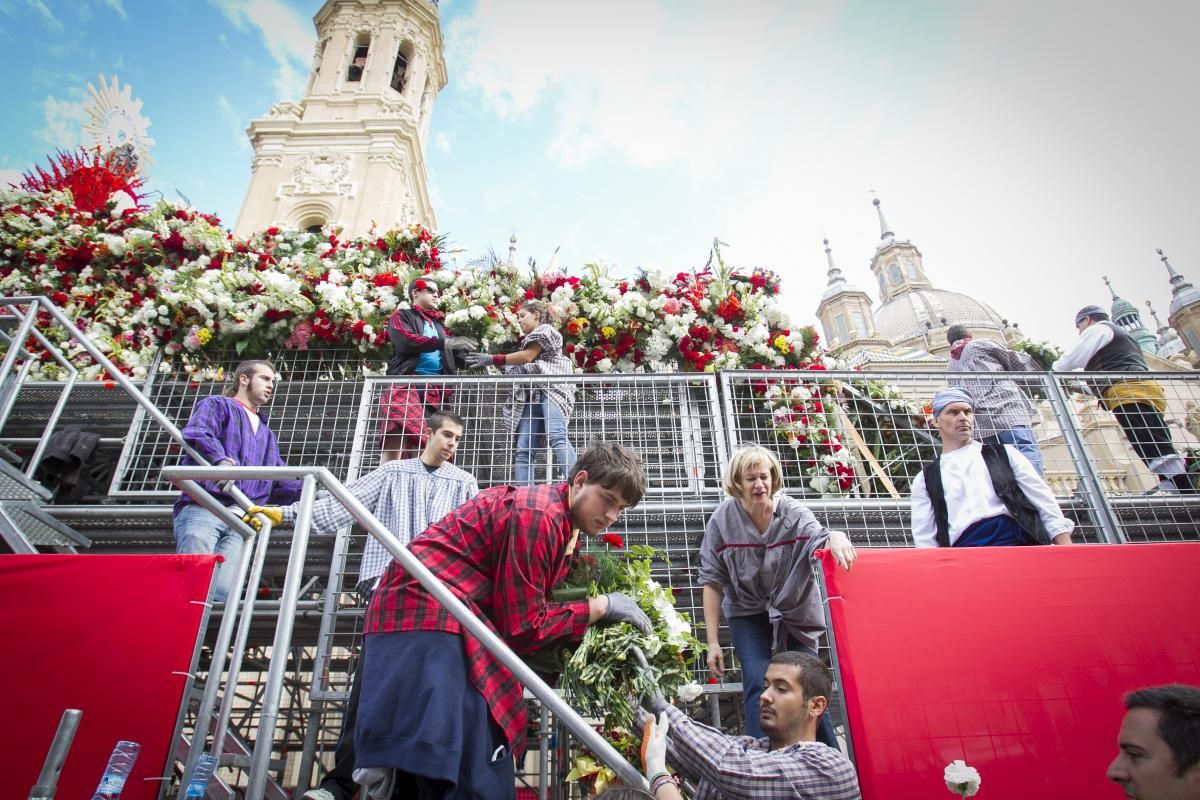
[173,359,302,603]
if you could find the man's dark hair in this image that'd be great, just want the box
[224,360,275,397]
[408,276,437,301]
[768,651,832,707]
[427,409,465,433]
[946,324,971,345]
[1124,684,1200,775]
[568,442,647,507]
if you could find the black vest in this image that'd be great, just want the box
[922,443,1053,547]
[1085,321,1147,373]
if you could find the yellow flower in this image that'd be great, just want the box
[601,325,616,340]
[196,328,213,345]
[773,334,791,354]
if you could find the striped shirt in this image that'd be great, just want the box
[280,458,478,590]
[364,483,591,752]
[947,339,1038,439]
[501,323,577,433]
[661,705,862,800]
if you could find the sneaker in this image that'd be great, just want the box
[301,788,337,800]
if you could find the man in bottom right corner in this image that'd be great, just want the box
[1107,684,1200,800]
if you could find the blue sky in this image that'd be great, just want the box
[2,0,1198,348]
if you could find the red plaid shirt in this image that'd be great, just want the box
[364,483,591,751]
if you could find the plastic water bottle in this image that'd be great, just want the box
[91,740,140,799]
[182,753,218,798]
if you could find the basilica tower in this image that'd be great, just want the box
[233,0,446,238]
[814,238,889,354]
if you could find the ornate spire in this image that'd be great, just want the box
[823,238,846,289]
[508,232,517,266]
[1158,248,1200,315]
[871,193,894,244]
[1147,300,1186,358]
[1103,275,1118,300]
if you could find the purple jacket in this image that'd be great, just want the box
[172,395,303,515]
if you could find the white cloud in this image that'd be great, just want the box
[22,0,61,29]
[36,95,89,149]
[446,0,843,172]
[434,131,451,154]
[0,168,24,189]
[216,95,250,151]
[103,0,126,19]
[209,0,312,99]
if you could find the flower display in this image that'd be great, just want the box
[944,759,982,797]
[553,546,704,773]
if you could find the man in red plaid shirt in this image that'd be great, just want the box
[355,442,651,799]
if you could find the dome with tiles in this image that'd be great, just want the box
[874,287,1007,346]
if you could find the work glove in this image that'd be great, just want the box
[600,592,653,635]
[632,646,668,714]
[242,506,282,530]
[446,335,479,352]
[464,352,494,370]
[827,530,856,571]
[640,712,670,778]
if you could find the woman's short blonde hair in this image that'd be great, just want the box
[723,444,784,499]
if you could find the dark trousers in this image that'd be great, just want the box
[1113,401,1177,466]
[316,641,366,799]
[728,613,840,747]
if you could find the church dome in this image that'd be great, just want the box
[874,287,1006,345]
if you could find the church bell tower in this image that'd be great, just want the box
[233,0,446,238]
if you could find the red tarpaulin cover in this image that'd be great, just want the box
[0,554,215,800]
[817,544,1200,799]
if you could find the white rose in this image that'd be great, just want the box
[676,683,703,703]
[943,760,981,797]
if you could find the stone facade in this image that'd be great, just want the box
[233,0,446,238]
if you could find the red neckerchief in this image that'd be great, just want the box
[949,337,971,360]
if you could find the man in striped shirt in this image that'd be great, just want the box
[247,409,477,800]
[355,442,652,800]
[641,651,861,800]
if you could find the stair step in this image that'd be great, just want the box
[0,459,52,501]
[0,500,90,549]
[0,443,22,466]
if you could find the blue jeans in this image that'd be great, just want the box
[514,392,576,485]
[728,613,839,747]
[174,504,244,604]
[981,426,1043,476]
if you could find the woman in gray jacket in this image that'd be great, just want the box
[699,444,856,745]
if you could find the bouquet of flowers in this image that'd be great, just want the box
[555,544,703,783]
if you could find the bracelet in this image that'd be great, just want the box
[649,772,677,794]
[492,353,505,367]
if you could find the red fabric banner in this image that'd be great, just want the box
[817,544,1200,799]
[0,554,215,800]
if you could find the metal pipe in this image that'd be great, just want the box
[537,702,550,800]
[0,306,38,430]
[246,475,318,800]
[176,479,259,785]
[211,514,276,766]
[25,370,77,479]
[1045,374,1125,543]
[815,563,855,764]
[27,708,82,800]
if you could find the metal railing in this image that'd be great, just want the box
[161,464,649,795]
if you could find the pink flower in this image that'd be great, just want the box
[284,321,313,350]
[662,297,682,315]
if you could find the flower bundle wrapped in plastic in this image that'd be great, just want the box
[555,545,703,770]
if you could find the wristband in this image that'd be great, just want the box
[649,773,677,794]
[492,353,506,367]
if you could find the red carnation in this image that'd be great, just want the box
[599,533,625,548]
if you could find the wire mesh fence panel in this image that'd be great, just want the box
[110,350,373,497]
[1050,371,1200,542]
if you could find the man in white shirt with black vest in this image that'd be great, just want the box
[910,388,1075,548]
[1053,304,1194,495]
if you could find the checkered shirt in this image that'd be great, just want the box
[947,338,1038,439]
[364,483,591,753]
[280,459,478,590]
[661,705,862,800]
